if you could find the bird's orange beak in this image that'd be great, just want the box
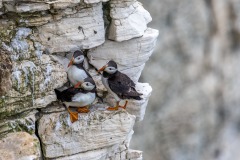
[68,57,74,67]
[74,82,82,88]
[97,65,108,73]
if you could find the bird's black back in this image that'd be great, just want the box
[54,87,81,102]
[108,71,142,100]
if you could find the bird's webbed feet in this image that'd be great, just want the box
[107,101,120,111]
[119,100,128,109]
[67,107,78,123]
[77,106,90,113]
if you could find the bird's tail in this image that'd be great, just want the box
[130,88,143,100]
[132,95,142,100]
[54,89,62,101]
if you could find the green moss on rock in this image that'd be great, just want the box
[0,20,16,44]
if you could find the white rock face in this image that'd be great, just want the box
[51,0,81,9]
[127,150,143,160]
[38,110,136,159]
[56,148,111,160]
[16,3,50,13]
[36,2,105,53]
[108,1,152,41]
[84,0,109,4]
[0,132,41,160]
[55,143,142,160]
[88,28,159,82]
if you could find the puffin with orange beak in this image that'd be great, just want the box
[54,77,96,123]
[67,50,91,86]
[98,60,142,110]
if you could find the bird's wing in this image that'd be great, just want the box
[61,87,81,102]
[108,72,136,97]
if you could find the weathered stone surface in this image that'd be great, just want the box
[0,19,16,44]
[20,15,53,27]
[16,3,50,13]
[51,0,81,9]
[126,149,142,160]
[0,110,37,138]
[38,110,136,159]
[0,49,12,96]
[0,51,67,119]
[56,148,110,160]
[108,1,152,41]
[84,0,109,4]
[36,2,105,53]
[55,144,133,160]
[0,132,41,160]
[88,28,158,82]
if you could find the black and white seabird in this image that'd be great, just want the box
[67,50,91,86]
[54,77,96,123]
[98,60,142,110]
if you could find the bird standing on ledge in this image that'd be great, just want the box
[98,60,142,111]
[54,77,96,123]
[67,50,91,86]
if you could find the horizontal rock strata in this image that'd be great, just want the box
[38,110,135,159]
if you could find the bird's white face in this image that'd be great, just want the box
[105,66,117,74]
[81,82,95,90]
[74,55,84,64]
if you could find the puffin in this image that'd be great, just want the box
[54,77,96,123]
[67,50,91,86]
[98,60,142,110]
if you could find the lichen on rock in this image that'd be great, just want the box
[0,132,41,160]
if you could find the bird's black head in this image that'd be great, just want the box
[82,77,96,91]
[68,50,85,67]
[74,77,96,91]
[98,60,118,76]
[84,77,96,86]
[73,50,84,58]
[107,60,117,69]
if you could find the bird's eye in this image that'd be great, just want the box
[109,68,112,70]
[86,83,89,86]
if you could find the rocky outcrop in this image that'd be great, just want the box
[108,0,152,41]
[38,110,135,159]
[88,28,158,82]
[0,0,158,159]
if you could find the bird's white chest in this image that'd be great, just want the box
[67,66,88,85]
[102,76,120,101]
[102,77,110,91]
[64,92,95,107]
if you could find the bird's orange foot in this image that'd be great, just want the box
[67,108,78,123]
[119,101,128,109]
[77,106,90,113]
[107,106,119,111]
